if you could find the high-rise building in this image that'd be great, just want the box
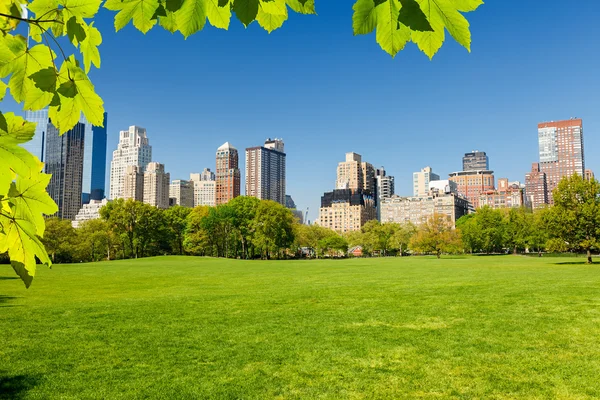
[109,126,152,200]
[123,165,144,202]
[585,169,595,182]
[463,151,489,171]
[285,195,296,209]
[144,162,170,209]
[429,180,458,194]
[216,142,240,205]
[336,152,376,196]
[448,170,495,209]
[45,121,86,220]
[245,138,286,205]
[24,109,49,161]
[317,189,376,233]
[525,162,548,210]
[376,175,395,201]
[72,199,109,228]
[26,110,108,203]
[413,166,440,197]
[538,118,584,204]
[190,173,215,207]
[81,112,108,203]
[201,168,215,181]
[169,179,194,208]
[380,192,470,227]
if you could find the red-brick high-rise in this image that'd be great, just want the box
[538,118,584,203]
[215,142,240,205]
[525,163,548,210]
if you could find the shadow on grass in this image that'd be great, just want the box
[0,277,18,280]
[0,296,21,308]
[554,261,593,265]
[0,373,40,399]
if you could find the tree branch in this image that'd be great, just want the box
[0,12,63,24]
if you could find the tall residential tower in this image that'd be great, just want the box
[245,138,286,205]
[109,126,152,200]
[215,142,240,205]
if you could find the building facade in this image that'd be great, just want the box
[24,109,49,162]
[380,192,470,226]
[478,179,524,209]
[144,162,170,209]
[448,170,495,209]
[215,142,240,205]
[525,162,548,210]
[463,151,489,171]
[45,121,86,220]
[72,199,109,228]
[413,166,440,197]
[245,138,286,205]
[190,175,216,207]
[318,189,376,233]
[109,126,152,200]
[538,118,584,204]
[170,179,194,208]
[123,165,144,202]
[585,169,595,182]
[81,112,108,203]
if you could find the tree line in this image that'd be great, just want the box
[3,173,596,265]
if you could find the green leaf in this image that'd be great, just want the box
[0,140,39,196]
[0,112,37,144]
[398,0,432,31]
[260,0,286,15]
[256,5,287,33]
[352,0,377,35]
[159,9,179,32]
[285,0,315,14]
[0,79,6,101]
[206,0,231,29]
[0,112,7,134]
[28,0,64,38]
[8,172,58,237]
[29,67,57,92]
[175,0,207,37]
[234,0,259,27]
[79,22,102,72]
[453,0,483,12]
[166,0,184,12]
[375,0,410,57]
[1,37,55,103]
[61,0,102,20]
[51,58,104,133]
[104,0,160,33]
[0,212,52,288]
[66,16,87,44]
[411,0,479,59]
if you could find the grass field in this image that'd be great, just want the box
[2,256,600,399]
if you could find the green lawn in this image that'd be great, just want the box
[2,256,600,399]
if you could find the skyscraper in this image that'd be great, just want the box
[413,166,440,197]
[525,162,548,210]
[24,109,49,162]
[109,126,152,200]
[81,112,108,203]
[336,152,375,196]
[169,180,194,208]
[123,165,144,202]
[200,168,215,181]
[538,118,584,204]
[45,121,86,220]
[245,138,286,205]
[462,151,489,171]
[215,142,240,205]
[144,162,170,209]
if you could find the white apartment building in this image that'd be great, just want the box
[72,199,109,228]
[123,165,144,201]
[144,162,170,209]
[413,166,440,197]
[190,173,216,207]
[109,126,152,200]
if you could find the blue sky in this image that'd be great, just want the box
[7,1,600,221]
